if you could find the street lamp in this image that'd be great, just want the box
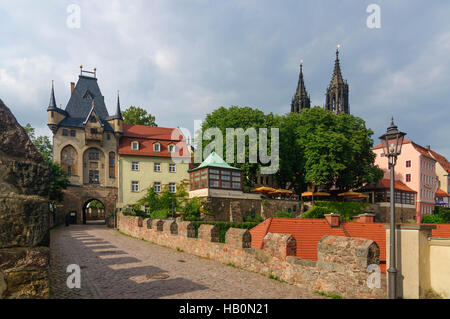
[379,117,406,299]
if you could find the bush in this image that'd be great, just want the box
[244,215,264,223]
[274,210,292,218]
[150,209,169,219]
[301,201,370,221]
[423,207,450,224]
[183,197,202,221]
[190,221,259,243]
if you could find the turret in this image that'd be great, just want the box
[291,59,311,113]
[47,81,67,134]
[107,90,123,137]
[324,45,350,114]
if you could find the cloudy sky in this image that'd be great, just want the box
[0,0,449,158]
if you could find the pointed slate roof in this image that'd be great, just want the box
[190,151,240,171]
[329,48,345,86]
[47,81,57,111]
[291,61,310,112]
[109,91,123,120]
[59,75,113,131]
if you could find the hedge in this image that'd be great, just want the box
[190,221,259,243]
[302,201,370,221]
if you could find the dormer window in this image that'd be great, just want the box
[169,144,175,153]
[131,141,139,151]
[154,143,160,152]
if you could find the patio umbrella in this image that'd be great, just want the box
[251,186,277,194]
[301,192,331,197]
[338,191,364,197]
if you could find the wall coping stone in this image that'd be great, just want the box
[383,224,437,230]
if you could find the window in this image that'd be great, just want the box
[154,143,160,152]
[145,206,149,214]
[67,166,72,176]
[90,128,98,135]
[61,145,78,176]
[221,181,230,188]
[154,163,161,172]
[107,134,110,140]
[90,117,97,123]
[109,152,115,178]
[88,149,100,160]
[131,162,139,171]
[169,164,176,173]
[169,183,176,193]
[169,144,175,153]
[406,174,411,182]
[89,170,99,184]
[406,160,411,168]
[154,182,161,193]
[70,130,76,137]
[131,141,139,151]
[131,181,139,192]
[62,129,68,136]
[232,182,241,189]
[209,179,219,187]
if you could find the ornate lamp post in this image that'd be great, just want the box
[379,117,406,299]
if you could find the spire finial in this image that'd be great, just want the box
[48,80,57,110]
[391,116,395,126]
[336,44,340,59]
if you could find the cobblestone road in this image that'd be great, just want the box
[50,224,322,299]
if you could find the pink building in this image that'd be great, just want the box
[373,139,439,222]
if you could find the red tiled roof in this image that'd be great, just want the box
[364,178,416,193]
[372,139,436,162]
[251,218,450,274]
[119,124,190,158]
[372,138,412,150]
[436,189,450,197]
[429,149,450,174]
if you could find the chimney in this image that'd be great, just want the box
[70,82,75,95]
[358,213,375,223]
[425,145,431,150]
[325,213,340,227]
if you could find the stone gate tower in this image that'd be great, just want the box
[324,46,349,114]
[47,67,123,224]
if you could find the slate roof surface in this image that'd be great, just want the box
[59,75,113,131]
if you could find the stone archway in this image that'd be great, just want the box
[82,198,106,225]
[58,185,117,226]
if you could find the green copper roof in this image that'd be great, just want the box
[195,151,240,170]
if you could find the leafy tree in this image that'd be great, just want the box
[122,106,157,126]
[87,200,104,209]
[198,106,276,188]
[278,108,383,192]
[23,123,69,202]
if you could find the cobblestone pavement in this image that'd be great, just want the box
[50,225,323,299]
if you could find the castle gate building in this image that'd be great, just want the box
[47,67,123,224]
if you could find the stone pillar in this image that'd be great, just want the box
[263,233,296,261]
[385,224,436,299]
[198,225,219,242]
[225,228,251,248]
[177,221,195,238]
[229,201,243,222]
[324,213,340,227]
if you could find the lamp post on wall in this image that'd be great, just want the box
[113,194,117,229]
[379,117,406,299]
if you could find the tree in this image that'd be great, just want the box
[23,123,69,202]
[198,106,276,189]
[280,107,384,191]
[122,106,157,126]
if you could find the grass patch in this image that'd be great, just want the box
[268,274,286,283]
[314,290,343,299]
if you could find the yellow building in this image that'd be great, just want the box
[118,124,191,211]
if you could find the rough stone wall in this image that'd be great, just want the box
[118,214,386,298]
[0,99,50,299]
[201,197,301,222]
[371,204,416,223]
[263,233,296,261]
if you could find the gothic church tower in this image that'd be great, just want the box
[324,46,349,114]
[291,60,310,113]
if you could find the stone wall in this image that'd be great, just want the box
[372,203,416,223]
[201,197,301,222]
[0,99,50,298]
[118,213,386,298]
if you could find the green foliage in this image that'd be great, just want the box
[314,290,343,299]
[88,200,104,209]
[301,201,370,221]
[423,207,450,224]
[277,108,384,192]
[274,210,292,218]
[122,106,157,126]
[243,214,264,223]
[23,123,69,202]
[183,197,203,221]
[190,221,259,243]
[198,106,277,188]
[150,209,169,219]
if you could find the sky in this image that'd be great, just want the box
[0,0,449,158]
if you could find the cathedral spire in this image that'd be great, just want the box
[47,80,58,111]
[324,45,349,114]
[291,59,311,113]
